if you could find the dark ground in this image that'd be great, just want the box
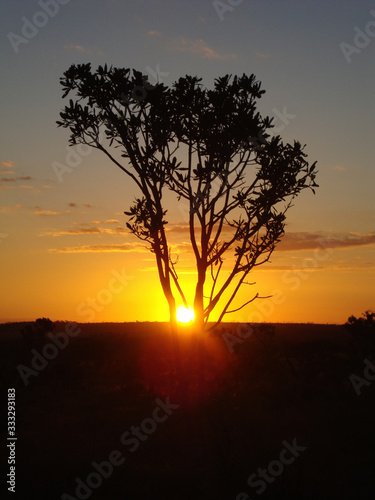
[1,321,375,500]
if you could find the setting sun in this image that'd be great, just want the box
[176,305,195,323]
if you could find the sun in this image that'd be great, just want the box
[176,305,195,323]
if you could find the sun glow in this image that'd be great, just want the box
[176,305,195,323]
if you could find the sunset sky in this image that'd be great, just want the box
[1,0,374,324]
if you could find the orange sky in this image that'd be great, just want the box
[1,199,374,324]
[1,1,374,324]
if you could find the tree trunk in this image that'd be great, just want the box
[168,295,177,328]
[167,293,183,397]
[193,266,206,333]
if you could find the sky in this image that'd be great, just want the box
[0,0,374,324]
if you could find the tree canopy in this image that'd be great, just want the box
[57,64,318,332]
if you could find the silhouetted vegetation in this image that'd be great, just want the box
[2,321,375,499]
[344,310,375,358]
[20,317,54,345]
[345,310,375,337]
[57,65,318,332]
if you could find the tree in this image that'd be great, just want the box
[20,317,54,345]
[57,64,318,332]
[345,310,375,342]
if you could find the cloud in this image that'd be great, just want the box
[64,227,102,234]
[51,243,147,253]
[67,202,92,209]
[0,184,35,190]
[44,224,127,236]
[63,45,103,56]
[1,161,15,168]
[331,165,346,171]
[164,228,375,253]
[166,223,233,235]
[278,231,375,251]
[139,265,196,274]
[91,219,120,224]
[64,44,87,52]
[170,242,194,254]
[166,224,190,234]
[0,205,22,213]
[254,262,375,272]
[0,175,32,184]
[255,51,270,59]
[35,210,64,216]
[147,30,161,36]
[171,37,237,60]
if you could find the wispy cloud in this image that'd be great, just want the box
[50,243,147,253]
[43,224,127,236]
[0,175,32,182]
[64,44,87,52]
[170,37,237,60]
[255,51,270,59]
[170,242,196,254]
[67,202,92,209]
[52,227,102,234]
[331,165,346,171]
[1,161,15,168]
[90,219,120,224]
[166,223,233,235]
[139,265,196,274]
[64,43,103,56]
[278,231,375,251]
[34,210,64,216]
[0,175,32,187]
[0,185,35,190]
[0,204,22,213]
[164,228,375,253]
[147,30,161,36]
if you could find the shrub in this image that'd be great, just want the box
[20,317,55,344]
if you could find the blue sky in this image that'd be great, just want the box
[0,0,374,323]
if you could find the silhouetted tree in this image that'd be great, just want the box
[20,317,54,344]
[345,311,375,356]
[57,64,318,332]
